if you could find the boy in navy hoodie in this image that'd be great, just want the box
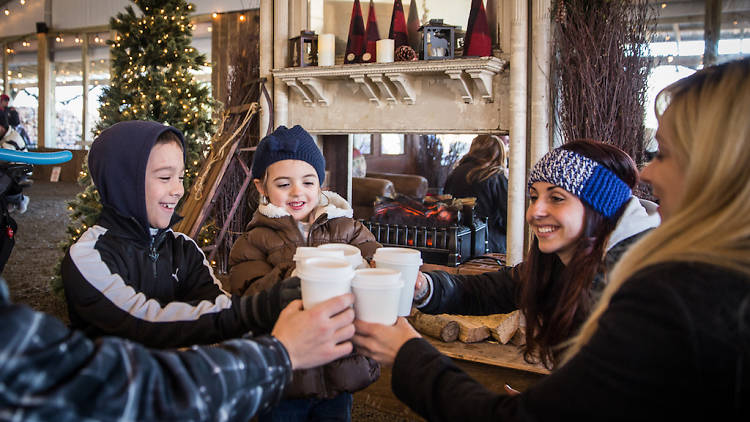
[62,121,301,348]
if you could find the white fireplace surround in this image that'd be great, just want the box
[271,56,510,134]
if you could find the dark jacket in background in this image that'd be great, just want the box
[0,278,292,421]
[444,159,508,253]
[393,263,750,421]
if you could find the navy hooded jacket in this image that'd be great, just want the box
[61,121,279,348]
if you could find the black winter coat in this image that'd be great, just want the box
[444,160,508,253]
[394,263,750,421]
[62,206,271,348]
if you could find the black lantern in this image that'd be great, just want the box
[418,19,456,60]
[289,30,318,67]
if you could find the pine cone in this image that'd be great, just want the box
[395,45,418,62]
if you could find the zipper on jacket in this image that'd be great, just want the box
[148,235,159,278]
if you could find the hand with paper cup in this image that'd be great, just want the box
[373,247,423,316]
[272,294,356,370]
[298,256,355,309]
[351,268,403,325]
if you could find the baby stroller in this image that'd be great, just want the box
[0,149,71,274]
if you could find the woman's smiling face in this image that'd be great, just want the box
[526,182,586,265]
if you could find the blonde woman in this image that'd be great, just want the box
[353,58,750,421]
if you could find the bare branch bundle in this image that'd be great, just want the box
[553,0,655,165]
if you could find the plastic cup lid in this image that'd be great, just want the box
[298,257,354,280]
[294,247,344,261]
[373,247,423,265]
[352,268,403,288]
[317,243,362,257]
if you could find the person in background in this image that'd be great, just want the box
[0,94,9,112]
[444,134,509,253]
[229,125,381,422]
[7,107,33,150]
[411,139,660,368]
[0,109,30,213]
[354,58,750,421]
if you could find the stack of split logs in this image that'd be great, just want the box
[408,310,524,345]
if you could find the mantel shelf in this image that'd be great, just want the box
[272,56,508,106]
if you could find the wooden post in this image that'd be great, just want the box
[2,43,8,96]
[260,0,273,136]
[530,0,551,166]
[36,22,55,148]
[704,0,722,65]
[273,0,289,127]
[508,0,529,266]
[322,134,350,199]
[81,35,90,148]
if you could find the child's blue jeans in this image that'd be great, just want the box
[259,392,353,422]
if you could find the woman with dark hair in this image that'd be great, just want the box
[381,139,660,368]
[444,134,508,252]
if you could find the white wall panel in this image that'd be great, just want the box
[0,1,44,38]
[0,0,259,35]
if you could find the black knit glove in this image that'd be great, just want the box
[241,276,301,333]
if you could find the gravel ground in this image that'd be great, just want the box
[4,180,79,323]
[5,179,417,422]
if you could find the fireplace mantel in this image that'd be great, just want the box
[273,57,507,106]
[272,56,511,134]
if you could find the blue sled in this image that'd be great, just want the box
[0,149,73,165]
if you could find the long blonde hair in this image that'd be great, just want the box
[563,58,750,362]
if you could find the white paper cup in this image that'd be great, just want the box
[317,243,366,269]
[373,248,423,316]
[298,257,354,309]
[352,268,403,325]
[293,247,345,275]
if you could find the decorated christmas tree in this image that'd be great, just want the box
[53,0,216,293]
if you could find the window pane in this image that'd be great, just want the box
[8,37,39,149]
[351,133,371,154]
[381,133,404,155]
[54,35,84,150]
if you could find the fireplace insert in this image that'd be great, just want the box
[360,202,488,266]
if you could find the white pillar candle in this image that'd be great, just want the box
[318,33,335,66]
[376,39,395,63]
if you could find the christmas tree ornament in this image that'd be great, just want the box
[388,0,408,49]
[406,0,421,52]
[463,0,492,57]
[364,0,380,62]
[344,0,366,63]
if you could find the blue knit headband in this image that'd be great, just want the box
[528,149,632,219]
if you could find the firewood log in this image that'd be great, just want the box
[510,325,526,347]
[408,312,460,342]
[448,315,491,343]
[462,311,520,344]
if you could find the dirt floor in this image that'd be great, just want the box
[4,180,80,323]
[5,179,418,422]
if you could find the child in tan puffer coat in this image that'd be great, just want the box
[229,125,381,422]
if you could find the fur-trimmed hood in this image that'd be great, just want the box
[256,190,353,221]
